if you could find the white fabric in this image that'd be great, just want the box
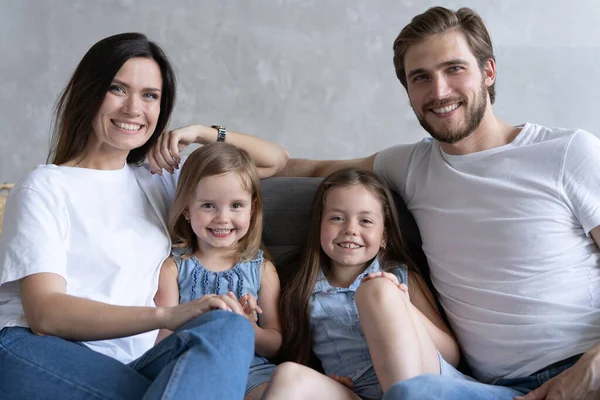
[374,123,600,382]
[0,162,179,364]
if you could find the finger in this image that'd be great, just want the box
[147,145,160,174]
[168,131,182,164]
[398,283,408,292]
[154,133,173,173]
[254,304,264,314]
[228,291,238,300]
[383,272,399,283]
[159,131,178,171]
[514,381,550,400]
[205,297,231,312]
[218,294,245,315]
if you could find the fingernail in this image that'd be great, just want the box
[150,170,155,175]
[226,307,233,312]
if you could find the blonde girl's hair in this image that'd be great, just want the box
[279,167,417,365]
[168,142,264,262]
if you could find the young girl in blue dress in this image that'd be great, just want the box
[264,168,462,400]
[154,142,282,400]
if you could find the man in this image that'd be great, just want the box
[278,6,600,400]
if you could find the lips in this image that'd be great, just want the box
[208,228,233,238]
[112,120,143,131]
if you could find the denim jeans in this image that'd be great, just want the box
[0,310,254,400]
[383,354,581,400]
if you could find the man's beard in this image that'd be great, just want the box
[415,82,488,144]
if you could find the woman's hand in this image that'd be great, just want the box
[160,292,245,331]
[148,125,208,174]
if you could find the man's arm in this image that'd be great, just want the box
[275,153,377,177]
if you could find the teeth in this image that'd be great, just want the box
[211,229,231,235]
[432,104,459,114]
[113,121,142,131]
[338,243,360,249]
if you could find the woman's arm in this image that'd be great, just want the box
[407,272,460,367]
[20,271,245,342]
[253,260,283,358]
[154,257,180,343]
[148,125,289,178]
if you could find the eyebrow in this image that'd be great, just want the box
[112,79,161,93]
[406,58,468,80]
[327,208,376,215]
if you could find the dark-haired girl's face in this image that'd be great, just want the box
[89,57,162,161]
[320,184,386,272]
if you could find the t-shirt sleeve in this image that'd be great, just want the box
[373,142,419,198]
[0,186,68,285]
[561,130,600,234]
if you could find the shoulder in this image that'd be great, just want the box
[10,165,72,207]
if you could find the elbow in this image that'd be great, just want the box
[275,148,290,175]
[26,310,55,337]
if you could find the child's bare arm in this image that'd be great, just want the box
[253,260,283,358]
[407,272,460,367]
[154,257,180,343]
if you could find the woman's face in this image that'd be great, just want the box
[89,57,163,160]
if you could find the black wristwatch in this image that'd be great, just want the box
[211,125,227,142]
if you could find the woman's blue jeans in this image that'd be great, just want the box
[0,310,254,399]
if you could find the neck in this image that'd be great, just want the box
[439,107,520,156]
[63,143,129,170]
[326,262,369,288]
[195,244,238,272]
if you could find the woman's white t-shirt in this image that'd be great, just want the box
[0,162,178,363]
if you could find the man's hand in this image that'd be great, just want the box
[515,349,600,400]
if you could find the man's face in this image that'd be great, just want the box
[404,30,493,144]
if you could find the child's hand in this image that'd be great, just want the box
[361,272,409,298]
[238,293,263,323]
[329,374,354,389]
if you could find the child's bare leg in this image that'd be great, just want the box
[355,278,440,391]
[261,362,360,400]
[245,382,267,400]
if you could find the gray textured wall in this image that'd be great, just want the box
[2,0,599,182]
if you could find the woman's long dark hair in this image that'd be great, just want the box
[49,32,176,166]
[279,168,418,365]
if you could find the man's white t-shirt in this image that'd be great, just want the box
[374,123,600,382]
[0,162,178,363]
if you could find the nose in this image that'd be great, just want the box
[122,94,142,116]
[215,209,230,224]
[344,220,359,235]
[431,73,451,99]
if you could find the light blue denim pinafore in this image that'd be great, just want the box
[175,249,275,395]
[310,257,408,400]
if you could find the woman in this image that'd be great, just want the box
[0,32,289,399]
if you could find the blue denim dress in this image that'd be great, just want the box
[175,249,275,394]
[310,257,408,400]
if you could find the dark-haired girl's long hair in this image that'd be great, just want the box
[278,168,419,365]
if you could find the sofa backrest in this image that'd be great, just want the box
[260,177,430,280]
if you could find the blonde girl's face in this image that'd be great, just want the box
[184,172,253,253]
[320,184,386,271]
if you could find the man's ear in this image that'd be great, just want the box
[483,58,496,87]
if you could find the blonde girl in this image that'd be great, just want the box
[155,143,282,400]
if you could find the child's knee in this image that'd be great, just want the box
[356,277,406,307]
